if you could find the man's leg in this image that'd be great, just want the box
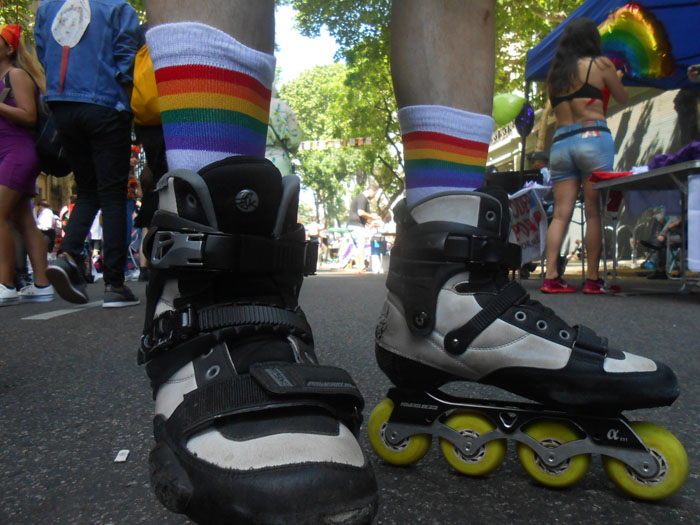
[46,104,101,304]
[87,106,133,293]
[139,2,377,523]
[392,0,495,205]
[370,0,679,462]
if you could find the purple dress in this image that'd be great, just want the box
[0,73,40,195]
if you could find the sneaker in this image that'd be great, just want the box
[541,277,578,293]
[582,278,621,294]
[46,254,89,304]
[0,283,19,306]
[103,284,140,308]
[19,284,55,302]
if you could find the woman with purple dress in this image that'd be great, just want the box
[0,24,54,305]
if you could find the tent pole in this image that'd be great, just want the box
[520,80,531,173]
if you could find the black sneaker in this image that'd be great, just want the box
[46,254,89,304]
[103,284,140,308]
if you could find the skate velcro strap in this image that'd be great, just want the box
[443,235,521,269]
[141,304,312,363]
[444,281,528,355]
[150,230,317,276]
[165,364,364,439]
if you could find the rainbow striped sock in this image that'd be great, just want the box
[400,105,494,207]
[146,23,275,172]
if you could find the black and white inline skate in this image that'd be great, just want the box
[369,188,687,500]
[139,157,377,524]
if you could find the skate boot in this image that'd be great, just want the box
[140,157,377,524]
[369,189,687,501]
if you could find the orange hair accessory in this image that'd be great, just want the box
[1,24,21,53]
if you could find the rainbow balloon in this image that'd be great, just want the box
[598,2,675,79]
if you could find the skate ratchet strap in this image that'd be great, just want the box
[140,303,312,364]
[443,234,521,269]
[150,230,317,276]
[444,281,529,355]
[165,363,364,439]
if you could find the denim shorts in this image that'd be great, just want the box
[549,120,614,183]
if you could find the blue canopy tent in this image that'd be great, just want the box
[518,0,700,169]
[525,0,700,89]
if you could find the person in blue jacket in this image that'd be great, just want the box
[35,0,140,308]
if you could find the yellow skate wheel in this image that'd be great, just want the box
[439,411,506,476]
[516,420,591,488]
[367,399,431,466]
[602,421,688,501]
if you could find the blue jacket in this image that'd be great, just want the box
[35,0,138,112]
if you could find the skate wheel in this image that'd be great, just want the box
[367,399,431,466]
[439,411,506,476]
[602,421,688,500]
[516,420,590,488]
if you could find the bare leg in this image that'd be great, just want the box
[0,186,22,286]
[12,198,50,287]
[391,0,495,114]
[391,0,497,203]
[139,226,148,268]
[544,179,579,279]
[146,0,274,54]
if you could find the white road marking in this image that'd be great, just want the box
[22,300,104,320]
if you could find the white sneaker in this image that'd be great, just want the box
[0,283,19,306]
[19,283,55,303]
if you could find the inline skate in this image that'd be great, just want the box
[369,188,687,500]
[139,157,377,524]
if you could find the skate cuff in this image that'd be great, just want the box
[149,230,317,276]
[139,303,313,365]
[165,363,365,439]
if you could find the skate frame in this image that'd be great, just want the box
[382,387,660,479]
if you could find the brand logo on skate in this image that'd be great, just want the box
[606,429,628,442]
[235,189,259,213]
[266,368,294,387]
[400,402,439,411]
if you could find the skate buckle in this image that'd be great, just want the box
[151,231,205,269]
[144,307,198,358]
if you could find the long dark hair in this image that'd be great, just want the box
[547,17,603,96]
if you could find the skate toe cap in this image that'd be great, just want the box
[151,416,377,524]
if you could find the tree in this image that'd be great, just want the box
[287,0,585,105]
[1,0,36,37]
[280,63,402,224]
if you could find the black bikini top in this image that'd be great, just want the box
[549,59,604,108]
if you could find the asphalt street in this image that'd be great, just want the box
[1,271,699,524]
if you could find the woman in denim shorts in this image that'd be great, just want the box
[542,17,628,294]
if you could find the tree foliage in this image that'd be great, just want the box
[1,0,36,35]
[287,0,585,104]
[280,63,401,224]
